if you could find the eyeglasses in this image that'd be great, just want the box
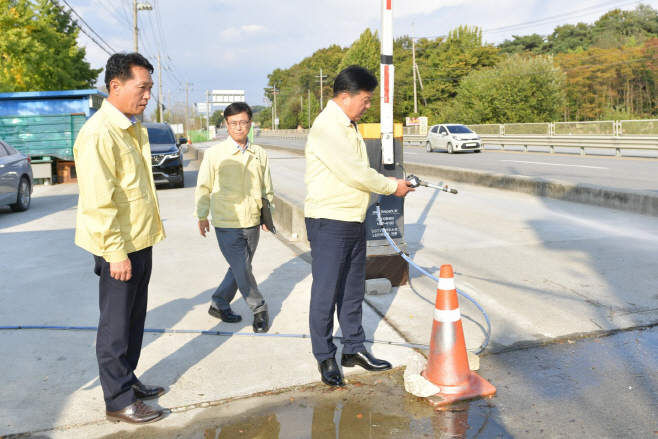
[227,120,251,128]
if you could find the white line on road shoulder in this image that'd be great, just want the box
[500,160,608,169]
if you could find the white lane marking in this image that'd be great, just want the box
[500,160,608,169]
[405,152,418,154]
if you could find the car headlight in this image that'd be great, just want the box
[453,136,462,141]
[476,135,480,140]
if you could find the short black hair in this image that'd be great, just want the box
[333,66,378,97]
[104,52,154,90]
[224,102,253,120]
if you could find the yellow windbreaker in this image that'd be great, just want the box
[74,100,165,263]
[304,100,397,222]
[194,139,274,228]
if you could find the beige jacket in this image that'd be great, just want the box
[194,139,274,228]
[74,100,165,262]
[304,100,397,222]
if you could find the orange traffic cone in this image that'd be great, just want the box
[422,264,496,406]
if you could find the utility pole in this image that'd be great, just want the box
[133,1,152,53]
[412,24,417,114]
[416,64,427,106]
[182,76,192,136]
[167,89,171,123]
[157,53,163,123]
[268,86,278,129]
[205,90,210,134]
[315,68,327,110]
[308,89,311,128]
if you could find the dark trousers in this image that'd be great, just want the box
[212,226,267,314]
[93,247,152,412]
[305,218,367,362]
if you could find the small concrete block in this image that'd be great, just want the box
[365,278,392,295]
[404,351,440,397]
[467,350,480,371]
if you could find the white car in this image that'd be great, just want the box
[426,124,482,154]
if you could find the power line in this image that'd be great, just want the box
[59,0,117,53]
[46,0,113,55]
[415,0,638,40]
[484,0,638,34]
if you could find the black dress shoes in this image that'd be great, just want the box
[132,381,165,400]
[208,305,242,323]
[319,358,344,387]
[341,350,392,371]
[252,311,269,333]
[106,400,164,424]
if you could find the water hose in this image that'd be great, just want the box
[375,175,492,354]
[0,325,430,351]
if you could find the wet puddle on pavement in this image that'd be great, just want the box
[99,369,507,439]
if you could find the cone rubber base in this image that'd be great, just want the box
[425,371,496,407]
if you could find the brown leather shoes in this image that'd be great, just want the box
[106,400,164,424]
[132,381,165,400]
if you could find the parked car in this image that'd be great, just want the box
[143,123,187,188]
[426,124,482,154]
[0,140,33,212]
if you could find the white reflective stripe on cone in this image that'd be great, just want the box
[434,308,461,323]
[438,277,455,291]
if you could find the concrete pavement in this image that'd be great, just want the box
[2,142,658,436]
[0,155,410,437]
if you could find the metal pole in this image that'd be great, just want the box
[380,0,394,165]
[273,85,277,130]
[412,24,417,114]
[133,0,138,52]
[185,76,189,136]
[158,53,163,123]
[315,69,327,111]
[205,90,210,134]
[167,89,171,124]
[308,89,311,128]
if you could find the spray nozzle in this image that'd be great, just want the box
[406,175,458,194]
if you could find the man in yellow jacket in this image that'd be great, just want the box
[74,53,166,424]
[305,66,414,388]
[195,102,274,333]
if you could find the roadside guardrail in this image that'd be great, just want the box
[258,125,658,157]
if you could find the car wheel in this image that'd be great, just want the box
[426,141,433,152]
[474,149,482,153]
[173,166,185,188]
[447,142,454,154]
[10,177,31,212]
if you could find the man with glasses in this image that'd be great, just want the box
[195,102,273,333]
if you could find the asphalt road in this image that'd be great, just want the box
[253,136,658,193]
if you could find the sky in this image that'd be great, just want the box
[64,0,655,114]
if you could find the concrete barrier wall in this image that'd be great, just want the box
[404,162,658,217]
[189,143,658,232]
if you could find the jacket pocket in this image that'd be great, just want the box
[114,187,148,204]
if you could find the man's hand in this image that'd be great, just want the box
[392,178,415,197]
[110,258,132,282]
[261,224,269,232]
[198,220,210,237]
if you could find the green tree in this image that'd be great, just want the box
[0,0,101,92]
[498,34,547,55]
[209,109,224,127]
[443,54,566,124]
[339,28,380,71]
[546,23,593,54]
